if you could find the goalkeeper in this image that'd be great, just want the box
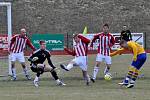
[110,40,147,88]
[28,40,66,87]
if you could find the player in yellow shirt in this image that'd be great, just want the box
[110,40,147,88]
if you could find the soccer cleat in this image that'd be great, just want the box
[26,75,31,80]
[33,80,39,87]
[86,81,90,86]
[126,83,134,88]
[11,77,17,81]
[60,64,69,71]
[118,82,129,86]
[57,81,66,86]
[90,78,95,83]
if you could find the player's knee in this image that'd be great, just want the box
[37,64,45,68]
[96,61,101,67]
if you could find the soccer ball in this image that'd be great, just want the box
[104,73,112,81]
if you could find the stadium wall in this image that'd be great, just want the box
[0,0,150,49]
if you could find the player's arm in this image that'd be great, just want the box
[28,50,39,63]
[109,34,115,47]
[128,30,132,40]
[90,34,100,47]
[9,36,16,52]
[110,48,126,57]
[64,46,76,56]
[128,42,138,61]
[78,34,90,44]
[28,54,36,63]
[26,38,36,51]
[46,52,56,69]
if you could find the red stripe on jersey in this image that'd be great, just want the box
[100,34,104,54]
[17,38,23,53]
[74,40,88,57]
[14,37,20,53]
[104,36,106,56]
[79,45,84,56]
[97,33,114,56]
[10,35,28,53]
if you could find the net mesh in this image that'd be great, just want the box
[0,6,9,76]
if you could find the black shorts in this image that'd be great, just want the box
[30,64,44,74]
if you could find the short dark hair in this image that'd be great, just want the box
[119,39,127,45]
[103,23,109,28]
[39,40,46,45]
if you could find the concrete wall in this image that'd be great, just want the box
[0,0,150,48]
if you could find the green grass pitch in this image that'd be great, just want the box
[0,54,149,100]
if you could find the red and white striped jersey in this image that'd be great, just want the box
[91,32,115,56]
[9,34,35,53]
[64,35,90,57]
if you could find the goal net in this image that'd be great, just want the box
[0,2,12,76]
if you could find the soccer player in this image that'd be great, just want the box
[110,40,147,88]
[28,40,66,87]
[120,25,132,41]
[60,34,91,85]
[9,28,36,80]
[90,24,115,82]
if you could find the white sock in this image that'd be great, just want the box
[23,67,28,76]
[34,76,39,82]
[104,66,109,75]
[12,68,16,78]
[93,66,99,80]
[56,79,61,84]
[125,77,130,81]
[66,63,74,70]
[130,79,135,84]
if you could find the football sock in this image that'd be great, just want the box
[104,66,110,75]
[34,76,39,82]
[124,70,133,83]
[66,63,73,70]
[51,71,59,80]
[93,66,99,80]
[23,67,29,76]
[86,74,90,82]
[12,68,16,78]
[56,79,61,83]
[131,71,139,84]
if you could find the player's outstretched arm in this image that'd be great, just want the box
[64,46,76,56]
[26,38,36,51]
[110,48,125,57]
[78,35,90,44]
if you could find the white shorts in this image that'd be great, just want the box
[72,56,88,71]
[10,52,25,63]
[96,54,111,64]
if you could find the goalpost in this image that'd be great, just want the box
[0,2,12,76]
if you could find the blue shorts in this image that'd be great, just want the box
[131,53,147,70]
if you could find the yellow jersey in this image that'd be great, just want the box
[110,41,145,61]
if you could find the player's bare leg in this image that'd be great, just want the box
[82,70,90,85]
[11,61,17,81]
[21,62,31,80]
[37,64,66,86]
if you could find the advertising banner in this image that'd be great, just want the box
[31,34,64,50]
[78,33,144,50]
